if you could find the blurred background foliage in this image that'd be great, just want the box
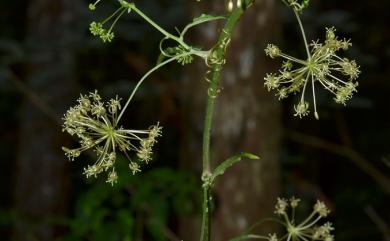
[0,0,389,241]
[64,163,199,241]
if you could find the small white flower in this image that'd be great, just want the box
[290,197,300,208]
[265,44,281,58]
[269,233,278,241]
[275,198,288,215]
[314,200,330,217]
[294,101,309,118]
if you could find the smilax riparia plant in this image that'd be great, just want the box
[61,0,359,240]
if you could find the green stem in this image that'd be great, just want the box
[293,10,311,59]
[102,6,124,25]
[108,8,127,33]
[199,187,211,241]
[199,2,253,241]
[229,234,270,241]
[130,4,190,49]
[117,52,194,124]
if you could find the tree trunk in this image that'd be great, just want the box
[12,0,81,240]
[179,1,282,240]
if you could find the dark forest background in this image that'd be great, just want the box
[0,0,389,241]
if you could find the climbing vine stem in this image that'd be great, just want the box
[200,2,254,241]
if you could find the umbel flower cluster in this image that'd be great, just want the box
[88,0,133,42]
[62,90,162,185]
[264,27,360,119]
[268,197,334,241]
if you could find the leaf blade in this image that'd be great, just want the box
[181,14,225,37]
[210,152,259,183]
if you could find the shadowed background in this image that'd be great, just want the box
[0,0,389,241]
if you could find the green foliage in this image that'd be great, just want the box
[63,159,199,241]
[180,14,225,38]
[156,13,224,65]
[209,152,259,184]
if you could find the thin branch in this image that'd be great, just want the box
[162,226,183,241]
[382,157,390,168]
[287,130,390,195]
[364,206,390,241]
[6,70,60,124]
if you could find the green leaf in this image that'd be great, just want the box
[156,47,176,64]
[156,51,167,65]
[301,0,310,9]
[210,152,259,183]
[181,14,225,38]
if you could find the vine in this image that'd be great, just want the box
[61,0,360,240]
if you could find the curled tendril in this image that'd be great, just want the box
[207,87,221,99]
[204,67,223,98]
[159,37,177,58]
[220,29,232,51]
[206,49,226,67]
[204,70,212,83]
